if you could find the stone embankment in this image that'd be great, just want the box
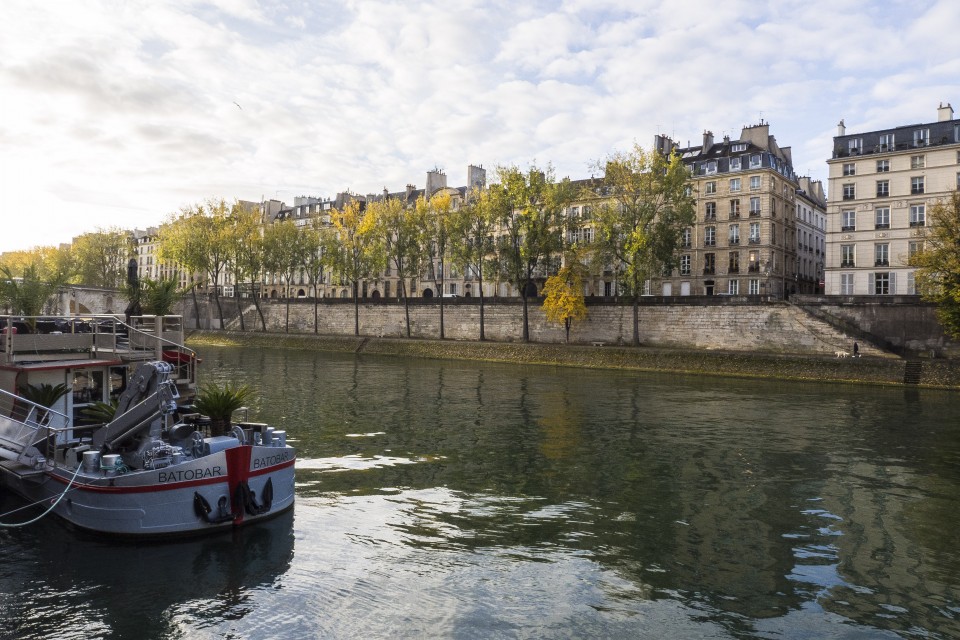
[187,331,960,389]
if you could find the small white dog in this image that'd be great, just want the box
[835,350,850,358]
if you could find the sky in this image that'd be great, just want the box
[2,0,959,254]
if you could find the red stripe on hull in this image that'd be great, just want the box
[43,458,295,495]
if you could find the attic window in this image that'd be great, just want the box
[732,143,747,152]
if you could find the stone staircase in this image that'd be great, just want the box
[903,361,924,384]
[785,303,891,358]
[788,302,893,358]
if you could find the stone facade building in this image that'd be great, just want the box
[824,103,960,296]
[654,123,805,298]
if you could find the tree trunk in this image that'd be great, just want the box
[252,285,267,331]
[191,285,201,329]
[478,275,486,341]
[521,291,530,342]
[314,292,319,334]
[237,286,246,332]
[439,267,445,339]
[353,282,360,336]
[565,318,570,343]
[213,290,224,330]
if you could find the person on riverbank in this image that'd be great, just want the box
[853,341,860,357]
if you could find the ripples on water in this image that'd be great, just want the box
[3,346,960,639]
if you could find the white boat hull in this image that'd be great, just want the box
[1,444,296,537]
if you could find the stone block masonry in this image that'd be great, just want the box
[185,297,891,359]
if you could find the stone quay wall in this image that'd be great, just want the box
[183,296,881,357]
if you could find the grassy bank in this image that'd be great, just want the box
[186,330,960,389]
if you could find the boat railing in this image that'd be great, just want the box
[1,315,197,391]
[0,387,69,466]
[94,315,198,391]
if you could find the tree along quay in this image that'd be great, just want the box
[186,330,960,389]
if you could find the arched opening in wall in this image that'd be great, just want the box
[297,289,306,298]
[340,289,349,299]
[464,284,472,297]
[524,281,538,298]
[270,290,278,299]
[422,288,434,298]
[371,290,381,299]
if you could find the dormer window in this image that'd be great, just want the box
[732,143,747,152]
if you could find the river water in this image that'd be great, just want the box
[2,345,960,639]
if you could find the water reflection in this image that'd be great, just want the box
[0,506,294,640]
[4,345,954,638]
[192,345,960,638]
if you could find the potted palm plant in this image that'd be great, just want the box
[16,382,69,429]
[193,382,252,437]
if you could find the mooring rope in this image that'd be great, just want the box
[0,463,84,528]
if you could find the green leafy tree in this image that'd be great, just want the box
[542,257,588,344]
[910,191,960,338]
[422,192,456,338]
[72,228,132,289]
[301,216,328,334]
[159,199,234,330]
[491,164,575,342]
[326,200,384,336]
[592,143,695,346]
[229,204,267,331]
[37,245,77,288]
[374,196,426,337]
[263,219,309,333]
[450,187,498,340]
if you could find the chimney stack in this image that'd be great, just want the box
[938,102,954,122]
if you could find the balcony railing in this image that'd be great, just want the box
[749,210,761,217]
[841,261,855,267]
[875,260,889,267]
[875,223,889,229]
[729,238,740,245]
[909,220,926,227]
[704,240,716,247]
[748,238,761,244]
[841,225,855,231]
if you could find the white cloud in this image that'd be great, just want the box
[1,0,959,253]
